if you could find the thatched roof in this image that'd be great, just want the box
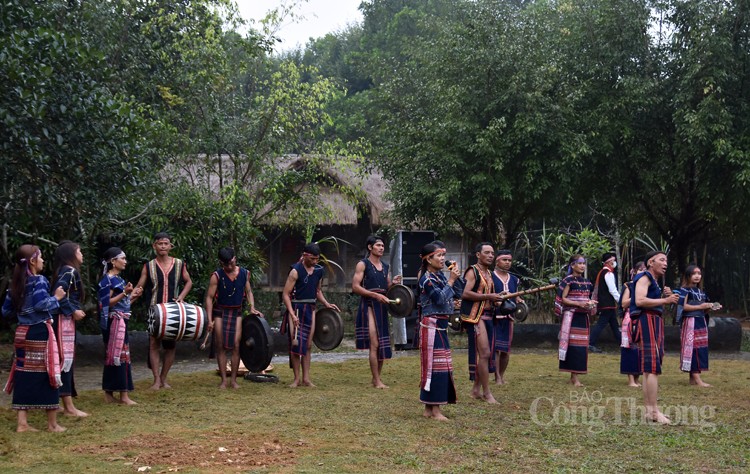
[171,154,391,226]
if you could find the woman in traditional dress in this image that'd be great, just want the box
[418,242,463,420]
[51,241,89,416]
[619,261,645,387]
[2,244,67,432]
[558,254,597,387]
[98,247,142,404]
[677,264,719,387]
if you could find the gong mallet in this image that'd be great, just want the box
[291,309,299,347]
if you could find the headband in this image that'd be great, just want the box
[102,252,126,275]
[421,249,446,261]
[495,253,512,261]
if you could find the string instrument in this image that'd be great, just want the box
[496,280,559,315]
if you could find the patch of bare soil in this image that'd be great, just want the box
[73,432,299,472]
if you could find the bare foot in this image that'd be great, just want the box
[148,383,161,391]
[104,393,119,404]
[16,424,39,433]
[289,381,300,388]
[469,390,481,400]
[646,413,671,425]
[570,377,584,387]
[373,382,389,389]
[120,398,137,406]
[218,382,227,389]
[495,378,506,385]
[690,376,712,387]
[63,408,89,417]
[627,382,640,387]
[48,424,67,432]
[231,381,241,389]
[483,394,498,404]
[160,381,172,389]
[422,408,432,418]
[432,412,449,421]
[302,381,316,387]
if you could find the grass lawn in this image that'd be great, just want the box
[0,349,748,473]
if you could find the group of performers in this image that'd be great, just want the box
[1,233,196,431]
[555,250,719,425]
[1,233,720,430]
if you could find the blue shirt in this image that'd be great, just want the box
[419,271,465,317]
[98,274,131,330]
[2,274,60,325]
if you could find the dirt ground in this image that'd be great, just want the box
[72,431,299,472]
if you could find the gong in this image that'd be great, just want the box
[513,301,529,323]
[449,312,462,331]
[313,307,344,351]
[239,315,274,373]
[386,284,415,318]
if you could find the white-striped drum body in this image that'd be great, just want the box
[147,302,208,341]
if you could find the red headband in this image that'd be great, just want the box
[421,249,446,261]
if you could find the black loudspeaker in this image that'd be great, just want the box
[401,253,423,279]
[401,231,436,255]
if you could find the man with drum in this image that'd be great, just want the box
[281,243,340,387]
[135,232,193,390]
[205,247,261,389]
[352,235,402,389]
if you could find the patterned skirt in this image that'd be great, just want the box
[213,306,242,350]
[680,316,709,373]
[633,311,664,375]
[355,297,392,361]
[102,323,134,392]
[11,324,60,410]
[559,312,589,374]
[419,316,456,405]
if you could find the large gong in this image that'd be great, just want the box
[313,307,344,351]
[386,284,415,318]
[239,315,274,373]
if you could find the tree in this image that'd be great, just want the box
[361,0,594,245]
[0,0,163,271]
[594,0,750,272]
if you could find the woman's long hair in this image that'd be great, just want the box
[52,241,84,300]
[9,244,40,313]
[680,264,700,288]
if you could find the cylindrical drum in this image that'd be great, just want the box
[147,302,208,341]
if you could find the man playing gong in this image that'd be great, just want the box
[352,235,402,389]
[460,242,501,403]
[491,250,522,385]
[281,243,340,387]
[205,247,261,389]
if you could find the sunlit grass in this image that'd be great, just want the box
[0,351,748,473]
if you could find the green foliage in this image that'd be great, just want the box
[0,0,164,263]
[513,225,613,318]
